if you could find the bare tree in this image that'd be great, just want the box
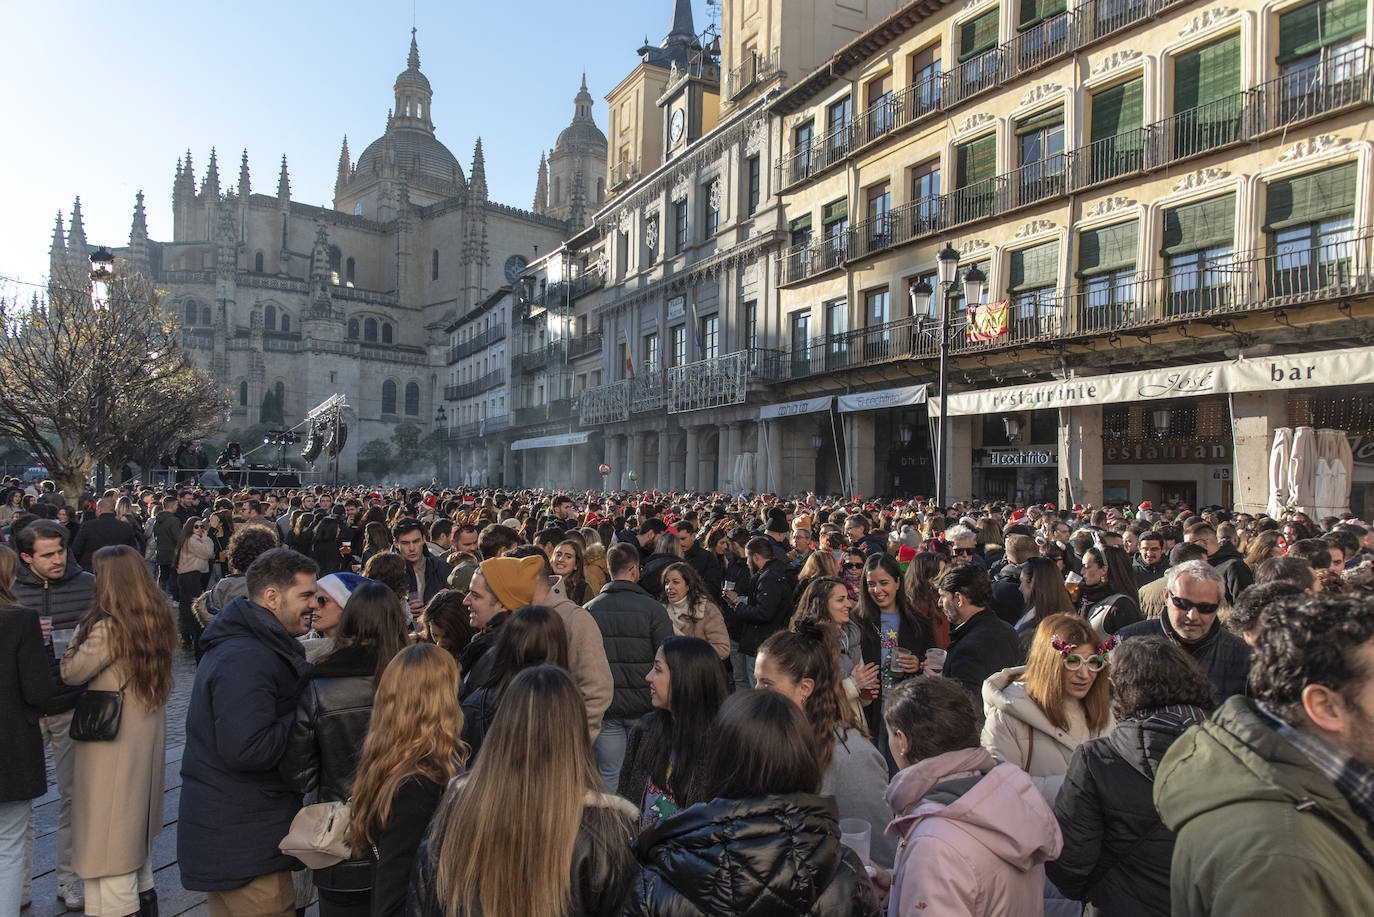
[0,265,230,500]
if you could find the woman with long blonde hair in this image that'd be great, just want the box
[348,644,466,917]
[410,665,638,917]
[60,546,176,917]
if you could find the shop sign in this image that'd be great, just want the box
[1104,443,1230,463]
[837,384,928,413]
[509,432,591,451]
[942,346,1374,416]
[986,449,1055,466]
[759,395,833,419]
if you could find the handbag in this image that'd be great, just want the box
[280,799,354,869]
[69,687,124,742]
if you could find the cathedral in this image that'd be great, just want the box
[47,31,605,479]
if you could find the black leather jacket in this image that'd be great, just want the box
[279,643,379,804]
[622,792,881,917]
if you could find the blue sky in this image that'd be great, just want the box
[0,0,714,289]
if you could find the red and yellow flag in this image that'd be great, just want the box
[967,299,1010,342]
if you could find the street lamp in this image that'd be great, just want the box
[1003,415,1023,443]
[88,247,115,491]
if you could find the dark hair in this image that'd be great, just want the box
[606,542,639,577]
[420,589,476,654]
[332,581,411,680]
[16,519,69,555]
[361,551,408,602]
[1085,544,1139,601]
[1255,554,1315,590]
[1019,556,1075,625]
[704,689,821,799]
[662,562,711,609]
[1108,636,1216,719]
[760,623,864,769]
[1228,581,1306,637]
[934,560,993,607]
[1169,542,1208,566]
[638,518,668,537]
[745,535,775,561]
[245,548,319,601]
[1287,538,1332,572]
[1138,530,1163,547]
[477,524,521,560]
[484,605,570,692]
[855,553,932,652]
[227,522,280,573]
[1251,593,1374,723]
[430,519,454,541]
[533,528,564,549]
[644,636,727,802]
[883,676,981,763]
[391,517,426,542]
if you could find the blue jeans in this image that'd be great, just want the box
[0,799,29,916]
[744,654,758,688]
[593,717,632,794]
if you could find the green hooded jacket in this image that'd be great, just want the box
[1154,696,1374,915]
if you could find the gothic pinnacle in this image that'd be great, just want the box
[408,27,420,70]
[239,149,252,197]
[277,154,290,199]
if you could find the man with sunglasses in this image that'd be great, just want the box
[1117,560,1250,700]
[945,524,986,569]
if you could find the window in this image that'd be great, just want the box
[865,182,891,252]
[790,310,813,373]
[184,301,197,324]
[794,120,815,179]
[788,214,814,278]
[274,381,285,406]
[670,325,687,367]
[743,300,758,350]
[382,380,398,415]
[700,314,719,360]
[866,72,894,140]
[1088,78,1145,184]
[1010,241,1061,336]
[328,247,342,279]
[280,313,290,333]
[432,249,439,281]
[644,332,660,372]
[238,381,248,406]
[910,160,941,235]
[822,199,848,269]
[959,9,1001,94]
[382,322,393,344]
[1265,161,1357,298]
[647,215,660,264]
[826,97,852,164]
[405,381,420,415]
[703,181,720,236]
[1172,34,1243,158]
[909,44,943,116]
[954,134,998,222]
[1277,0,1365,119]
[202,307,211,325]
[1016,0,1070,67]
[672,199,688,254]
[264,305,277,331]
[254,251,264,273]
[1078,220,1140,330]
[746,155,761,215]
[345,257,355,283]
[825,299,848,368]
[1015,106,1066,206]
[348,319,359,339]
[364,318,378,342]
[867,289,890,329]
[1163,193,1237,316]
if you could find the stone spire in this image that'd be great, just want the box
[335,136,351,197]
[238,149,251,198]
[668,0,696,45]
[277,154,290,201]
[173,157,184,203]
[183,150,196,194]
[49,210,66,277]
[202,147,221,200]
[469,138,488,202]
[408,27,420,69]
[534,152,548,213]
[129,190,149,261]
[67,197,88,263]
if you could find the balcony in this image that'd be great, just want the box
[727,48,781,100]
[514,398,575,427]
[579,379,630,425]
[781,239,847,285]
[444,369,505,402]
[512,331,604,374]
[609,159,641,190]
[777,232,1374,380]
[447,323,507,364]
[667,349,783,413]
[1080,0,1187,45]
[1252,45,1373,135]
[452,414,511,440]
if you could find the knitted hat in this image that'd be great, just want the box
[479,556,542,610]
[317,572,370,608]
[765,510,789,534]
[447,560,479,594]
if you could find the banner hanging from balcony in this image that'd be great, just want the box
[838,384,928,413]
[509,432,592,451]
[759,396,833,420]
[967,300,1010,342]
[941,346,1374,416]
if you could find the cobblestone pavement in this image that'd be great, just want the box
[28,633,318,916]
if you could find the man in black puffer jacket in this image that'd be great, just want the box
[1182,521,1252,605]
[723,537,795,683]
[178,548,319,915]
[586,542,674,793]
[13,519,95,910]
[1048,636,1217,917]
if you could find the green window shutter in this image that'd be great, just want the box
[1265,161,1358,230]
[1019,0,1067,30]
[823,199,849,224]
[1279,0,1366,63]
[960,10,1000,61]
[1017,106,1064,135]
[1162,193,1237,256]
[1078,221,1139,276]
[1090,79,1144,142]
[1173,34,1241,111]
[957,134,998,186]
[790,214,813,233]
[1010,241,1060,292]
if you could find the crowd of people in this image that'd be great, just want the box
[2,477,1373,916]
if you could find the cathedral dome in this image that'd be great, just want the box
[554,77,607,156]
[356,128,465,187]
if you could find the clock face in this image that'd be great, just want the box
[504,254,529,285]
[670,109,685,143]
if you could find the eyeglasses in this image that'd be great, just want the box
[951,547,976,557]
[842,562,863,570]
[1168,593,1220,616]
[192,524,203,530]
[1061,653,1108,672]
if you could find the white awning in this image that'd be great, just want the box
[758,396,833,419]
[509,432,592,451]
[837,384,928,413]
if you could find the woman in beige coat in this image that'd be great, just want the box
[61,546,176,917]
[660,562,731,659]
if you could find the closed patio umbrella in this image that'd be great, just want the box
[1269,427,1292,518]
[1289,426,1318,518]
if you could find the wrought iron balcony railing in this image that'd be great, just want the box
[727,48,781,100]
[447,323,507,364]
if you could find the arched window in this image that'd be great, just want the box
[264,305,277,331]
[201,307,211,325]
[184,301,197,324]
[274,381,285,405]
[254,251,264,272]
[382,323,393,344]
[381,380,397,415]
[432,249,439,281]
[553,177,562,205]
[348,318,359,339]
[329,246,342,274]
[345,257,355,283]
[404,381,420,415]
[280,313,290,333]
[364,318,378,342]
[238,381,248,406]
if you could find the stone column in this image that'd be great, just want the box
[614,434,628,490]
[949,414,974,503]
[628,432,645,492]
[1231,390,1288,515]
[685,426,699,493]
[725,423,744,494]
[847,413,877,498]
[1059,405,1104,509]
[766,420,783,495]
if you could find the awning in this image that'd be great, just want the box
[759,396,833,419]
[837,384,928,413]
[941,346,1374,416]
[509,432,592,451]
